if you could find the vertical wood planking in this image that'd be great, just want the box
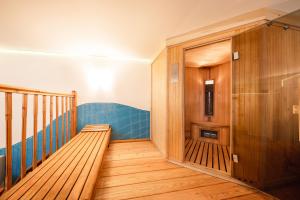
[65,97,69,142]
[55,96,59,150]
[61,96,64,146]
[33,95,38,169]
[5,93,12,190]
[21,94,28,179]
[49,96,53,155]
[42,96,46,161]
[151,48,168,157]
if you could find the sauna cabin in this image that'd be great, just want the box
[0,1,300,200]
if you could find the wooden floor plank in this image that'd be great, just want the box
[229,192,274,200]
[201,142,208,166]
[184,139,193,156]
[223,145,230,172]
[213,144,219,170]
[189,140,200,163]
[97,168,199,188]
[102,157,164,169]
[218,144,226,172]
[104,151,161,161]
[94,141,275,200]
[100,161,179,177]
[207,143,213,168]
[94,174,226,200]
[185,139,197,161]
[196,141,204,164]
[130,182,258,200]
[185,139,230,173]
[185,138,190,147]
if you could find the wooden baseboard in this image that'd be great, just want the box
[110,138,150,143]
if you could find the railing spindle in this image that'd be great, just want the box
[0,84,76,187]
[5,93,12,190]
[69,97,73,139]
[21,94,28,178]
[61,97,64,146]
[42,96,46,161]
[65,97,68,142]
[72,91,77,137]
[49,96,53,155]
[33,95,38,169]
[55,96,59,150]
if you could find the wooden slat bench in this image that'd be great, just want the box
[1,124,111,200]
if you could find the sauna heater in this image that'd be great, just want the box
[205,80,214,116]
[200,129,218,139]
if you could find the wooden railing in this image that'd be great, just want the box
[0,84,77,190]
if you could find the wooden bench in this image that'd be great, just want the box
[1,124,111,200]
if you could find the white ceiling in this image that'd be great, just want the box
[0,0,297,61]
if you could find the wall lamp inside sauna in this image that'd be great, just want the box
[0,48,151,63]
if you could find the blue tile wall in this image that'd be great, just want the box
[77,103,150,140]
[0,102,150,182]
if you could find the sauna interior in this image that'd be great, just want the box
[0,1,300,200]
[184,40,231,173]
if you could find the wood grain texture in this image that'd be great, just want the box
[21,94,28,179]
[168,46,185,162]
[151,48,168,157]
[33,95,38,169]
[5,93,12,190]
[1,125,111,200]
[94,141,274,200]
[184,61,231,138]
[232,24,300,188]
[72,91,77,138]
[49,96,53,155]
[65,97,69,142]
[42,96,46,161]
[166,22,264,167]
[55,96,59,150]
[61,96,64,146]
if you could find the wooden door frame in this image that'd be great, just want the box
[181,38,233,175]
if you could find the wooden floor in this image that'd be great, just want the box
[94,141,275,200]
[185,138,230,173]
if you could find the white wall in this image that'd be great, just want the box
[0,53,151,147]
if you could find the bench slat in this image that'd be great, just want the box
[29,132,100,200]
[1,132,86,200]
[57,132,107,199]
[1,125,111,200]
[45,132,105,199]
[10,133,93,200]
[80,130,111,200]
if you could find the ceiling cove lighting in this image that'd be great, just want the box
[0,48,151,63]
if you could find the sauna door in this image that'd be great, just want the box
[232,23,300,188]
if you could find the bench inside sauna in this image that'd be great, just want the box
[184,40,231,174]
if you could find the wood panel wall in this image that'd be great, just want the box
[166,20,266,163]
[151,49,168,157]
[232,24,300,188]
[167,46,185,162]
[184,62,231,137]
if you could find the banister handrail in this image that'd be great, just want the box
[0,84,73,97]
[0,83,77,192]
